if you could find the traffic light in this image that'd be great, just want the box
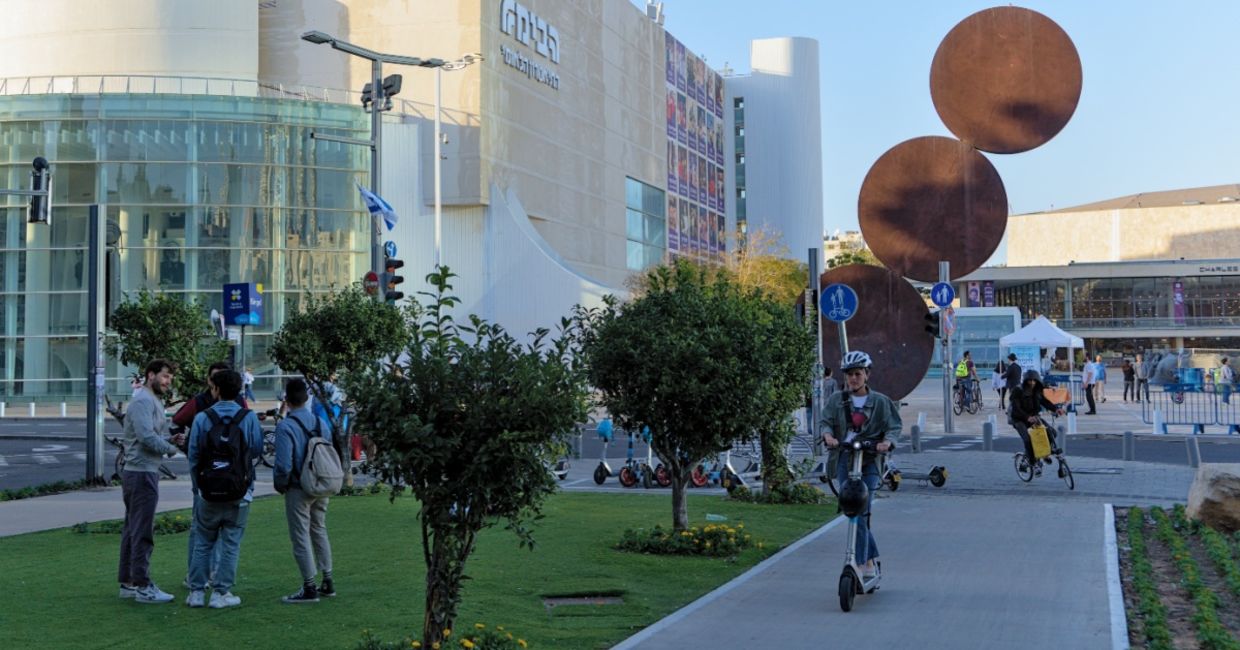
[924,309,941,338]
[28,156,50,225]
[383,256,405,303]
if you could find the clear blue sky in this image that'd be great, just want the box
[645,0,1240,241]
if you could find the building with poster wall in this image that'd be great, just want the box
[0,0,822,399]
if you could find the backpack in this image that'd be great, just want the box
[292,416,343,497]
[195,409,252,503]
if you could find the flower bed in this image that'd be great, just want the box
[615,523,756,557]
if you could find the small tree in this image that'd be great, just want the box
[344,267,591,645]
[269,285,408,469]
[826,247,882,269]
[105,289,229,403]
[726,226,809,306]
[751,298,817,494]
[585,260,815,530]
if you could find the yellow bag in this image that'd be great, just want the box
[1029,424,1051,459]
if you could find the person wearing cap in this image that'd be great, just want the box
[1009,370,1066,476]
[820,350,901,582]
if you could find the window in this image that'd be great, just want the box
[624,177,666,271]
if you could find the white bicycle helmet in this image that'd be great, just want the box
[840,350,873,371]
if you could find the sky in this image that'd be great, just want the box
[644,0,1240,245]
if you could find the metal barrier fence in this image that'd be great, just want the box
[1139,384,1233,426]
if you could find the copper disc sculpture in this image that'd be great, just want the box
[858,136,1008,283]
[930,6,1083,154]
[818,264,934,401]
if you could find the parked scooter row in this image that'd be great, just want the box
[592,419,766,490]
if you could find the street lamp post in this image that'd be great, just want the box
[300,30,445,283]
[434,53,483,269]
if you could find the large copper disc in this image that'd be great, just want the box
[818,264,933,401]
[858,136,1007,282]
[930,6,1082,154]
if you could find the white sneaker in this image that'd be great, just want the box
[208,591,241,609]
[118,583,139,599]
[186,590,205,608]
[134,584,175,604]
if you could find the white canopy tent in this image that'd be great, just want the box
[1000,315,1086,385]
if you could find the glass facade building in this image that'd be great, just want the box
[1,93,369,398]
[995,276,1240,330]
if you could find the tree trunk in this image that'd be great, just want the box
[671,475,690,531]
[422,528,460,647]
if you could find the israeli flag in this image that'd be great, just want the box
[356,182,398,231]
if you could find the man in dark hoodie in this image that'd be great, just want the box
[1009,370,1065,476]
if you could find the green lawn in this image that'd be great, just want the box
[0,489,833,649]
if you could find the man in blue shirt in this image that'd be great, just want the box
[185,370,263,609]
[274,378,336,603]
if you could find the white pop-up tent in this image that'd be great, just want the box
[1000,315,1086,385]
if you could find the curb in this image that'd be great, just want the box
[1103,504,1130,650]
[0,435,90,442]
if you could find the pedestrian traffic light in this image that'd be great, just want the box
[383,256,405,303]
[924,309,941,338]
[28,156,51,225]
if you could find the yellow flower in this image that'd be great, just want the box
[506,633,513,640]
[461,641,475,649]
[475,623,486,630]
[497,626,505,631]
[758,542,765,549]
[432,644,440,650]
[412,643,422,649]
[443,630,452,638]
[518,640,528,649]
[704,541,712,548]
[737,523,744,529]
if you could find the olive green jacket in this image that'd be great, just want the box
[820,388,902,480]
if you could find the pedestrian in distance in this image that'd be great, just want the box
[1221,357,1239,435]
[274,378,338,603]
[117,359,186,604]
[1082,358,1098,415]
[1134,353,1149,403]
[823,366,838,400]
[185,370,263,609]
[1122,358,1136,402]
[242,367,255,403]
[1002,353,1021,411]
[1101,352,1111,404]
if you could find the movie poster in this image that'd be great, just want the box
[676,93,686,144]
[665,34,675,85]
[666,141,676,194]
[677,145,687,196]
[667,196,679,252]
[676,41,685,93]
[715,124,724,165]
[688,155,698,202]
[1173,280,1186,325]
[698,155,707,206]
[716,167,725,212]
[666,89,676,140]
[966,282,981,307]
[708,209,718,253]
[714,71,724,118]
[686,52,697,100]
[717,214,726,256]
[698,205,709,255]
[982,281,995,307]
[708,163,717,211]
[696,106,706,153]
[706,71,715,115]
[697,60,707,104]
[680,200,691,252]
[706,113,715,162]
[687,102,698,153]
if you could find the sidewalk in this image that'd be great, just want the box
[0,477,278,538]
[613,451,1192,649]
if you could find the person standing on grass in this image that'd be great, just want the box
[185,370,262,609]
[118,359,185,604]
[274,378,337,604]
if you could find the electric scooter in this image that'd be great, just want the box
[837,439,884,612]
[593,418,615,485]
[618,427,671,488]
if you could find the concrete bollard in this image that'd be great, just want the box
[0,402,5,418]
[1153,409,1165,435]
[911,424,921,453]
[917,411,927,434]
[1067,411,1077,435]
[982,421,994,451]
[1186,436,1201,468]
[60,402,67,417]
[1123,431,1135,461]
[29,402,36,417]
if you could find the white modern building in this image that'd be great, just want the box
[0,0,823,399]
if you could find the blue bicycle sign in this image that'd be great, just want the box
[820,283,859,322]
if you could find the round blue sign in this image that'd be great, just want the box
[384,241,398,259]
[930,282,955,308]
[820,283,859,322]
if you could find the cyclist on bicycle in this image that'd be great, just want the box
[955,351,978,409]
[1009,370,1065,475]
[821,350,900,581]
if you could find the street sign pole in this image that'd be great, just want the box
[940,261,953,434]
[86,204,105,483]
[807,249,822,448]
[821,282,858,365]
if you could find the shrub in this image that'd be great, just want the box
[1,479,94,502]
[71,512,191,536]
[616,523,756,557]
[730,482,830,505]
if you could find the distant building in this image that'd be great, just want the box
[823,229,867,265]
[1008,184,1240,267]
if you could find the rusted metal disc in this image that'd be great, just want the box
[816,264,933,401]
[930,6,1082,154]
[858,136,1007,283]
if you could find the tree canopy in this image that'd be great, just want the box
[105,289,229,403]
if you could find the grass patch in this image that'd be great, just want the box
[0,490,831,649]
[0,478,100,502]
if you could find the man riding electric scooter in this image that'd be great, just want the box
[821,350,901,590]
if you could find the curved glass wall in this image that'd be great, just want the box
[0,94,369,398]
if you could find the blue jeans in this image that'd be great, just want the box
[835,452,880,566]
[186,497,221,580]
[189,496,250,594]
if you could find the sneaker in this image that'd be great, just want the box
[861,563,880,580]
[134,584,175,604]
[318,578,336,598]
[118,583,139,599]
[208,591,241,609]
[186,590,205,608]
[1057,463,1067,479]
[182,575,191,590]
[1034,464,1043,477]
[282,585,319,604]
